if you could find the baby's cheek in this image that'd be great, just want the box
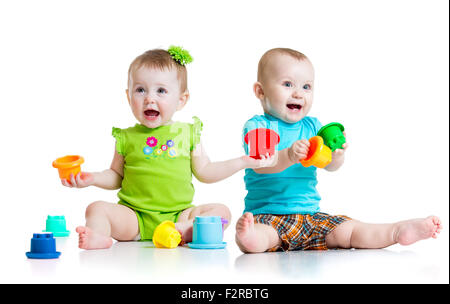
[160,103,178,121]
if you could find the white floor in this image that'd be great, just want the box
[3,227,448,284]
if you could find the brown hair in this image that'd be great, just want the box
[257,48,309,82]
[128,49,188,92]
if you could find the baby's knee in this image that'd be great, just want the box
[202,203,232,224]
[326,220,357,249]
[207,203,232,226]
[186,203,232,225]
[85,200,109,217]
[204,203,231,218]
[216,203,232,221]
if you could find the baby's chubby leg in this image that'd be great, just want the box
[325,216,442,249]
[235,212,281,253]
[176,203,232,244]
[76,201,139,250]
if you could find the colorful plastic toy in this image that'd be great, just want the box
[43,215,70,237]
[300,136,332,168]
[188,216,227,249]
[317,122,346,152]
[26,233,61,259]
[244,128,280,159]
[52,155,84,181]
[152,220,181,249]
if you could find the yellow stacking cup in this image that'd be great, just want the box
[152,220,181,249]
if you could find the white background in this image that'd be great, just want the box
[0,0,448,284]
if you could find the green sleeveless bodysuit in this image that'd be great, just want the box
[112,117,202,240]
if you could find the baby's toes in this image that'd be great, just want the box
[431,216,441,225]
[244,213,254,221]
[236,218,246,229]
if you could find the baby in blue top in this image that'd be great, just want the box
[243,113,322,216]
[235,48,442,253]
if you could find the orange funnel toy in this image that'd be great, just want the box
[52,155,84,181]
[300,136,332,168]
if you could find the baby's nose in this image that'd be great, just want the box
[145,95,157,104]
[292,89,304,99]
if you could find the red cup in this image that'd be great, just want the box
[244,128,280,159]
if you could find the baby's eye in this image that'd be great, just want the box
[303,84,312,90]
[157,87,167,94]
[283,81,293,88]
[136,87,145,95]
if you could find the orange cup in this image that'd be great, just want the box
[300,136,332,168]
[52,155,84,181]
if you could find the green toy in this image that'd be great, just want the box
[317,122,346,152]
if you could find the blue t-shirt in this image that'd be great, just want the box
[243,113,323,215]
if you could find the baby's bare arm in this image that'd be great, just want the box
[324,147,346,172]
[191,142,247,184]
[325,132,348,172]
[253,148,292,174]
[253,139,310,174]
[253,139,311,175]
[191,142,274,184]
[92,149,123,190]
[61,147,123,190]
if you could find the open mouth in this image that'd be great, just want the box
[286,104,302,112]
[144,109,160,120]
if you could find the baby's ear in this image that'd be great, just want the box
[253,82,264,100]
[177,91,189,110]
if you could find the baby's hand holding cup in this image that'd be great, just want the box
[242,152,278,169]
[53,155,92,188]
[61,172,94,188]
[288,139,310,163]
[330,132,348,160]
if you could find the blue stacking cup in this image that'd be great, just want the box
[193,216,223,244]
[188,216,227,249]
[26,233,61,259]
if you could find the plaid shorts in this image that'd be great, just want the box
[254,212,351,252]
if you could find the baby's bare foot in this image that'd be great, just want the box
[235,212,261,253]
[76,226,113,250]
[395,216,443,246]
[175,221,193,245]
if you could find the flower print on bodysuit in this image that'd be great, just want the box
[143,137,178,159]
[143,146,153,155]
[147,137,158,147]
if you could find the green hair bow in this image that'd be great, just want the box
[168,45,193,66]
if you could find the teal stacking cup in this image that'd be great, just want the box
[43,215,70,237]
[188,216,227,249]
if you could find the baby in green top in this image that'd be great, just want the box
[61,46,272,249]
